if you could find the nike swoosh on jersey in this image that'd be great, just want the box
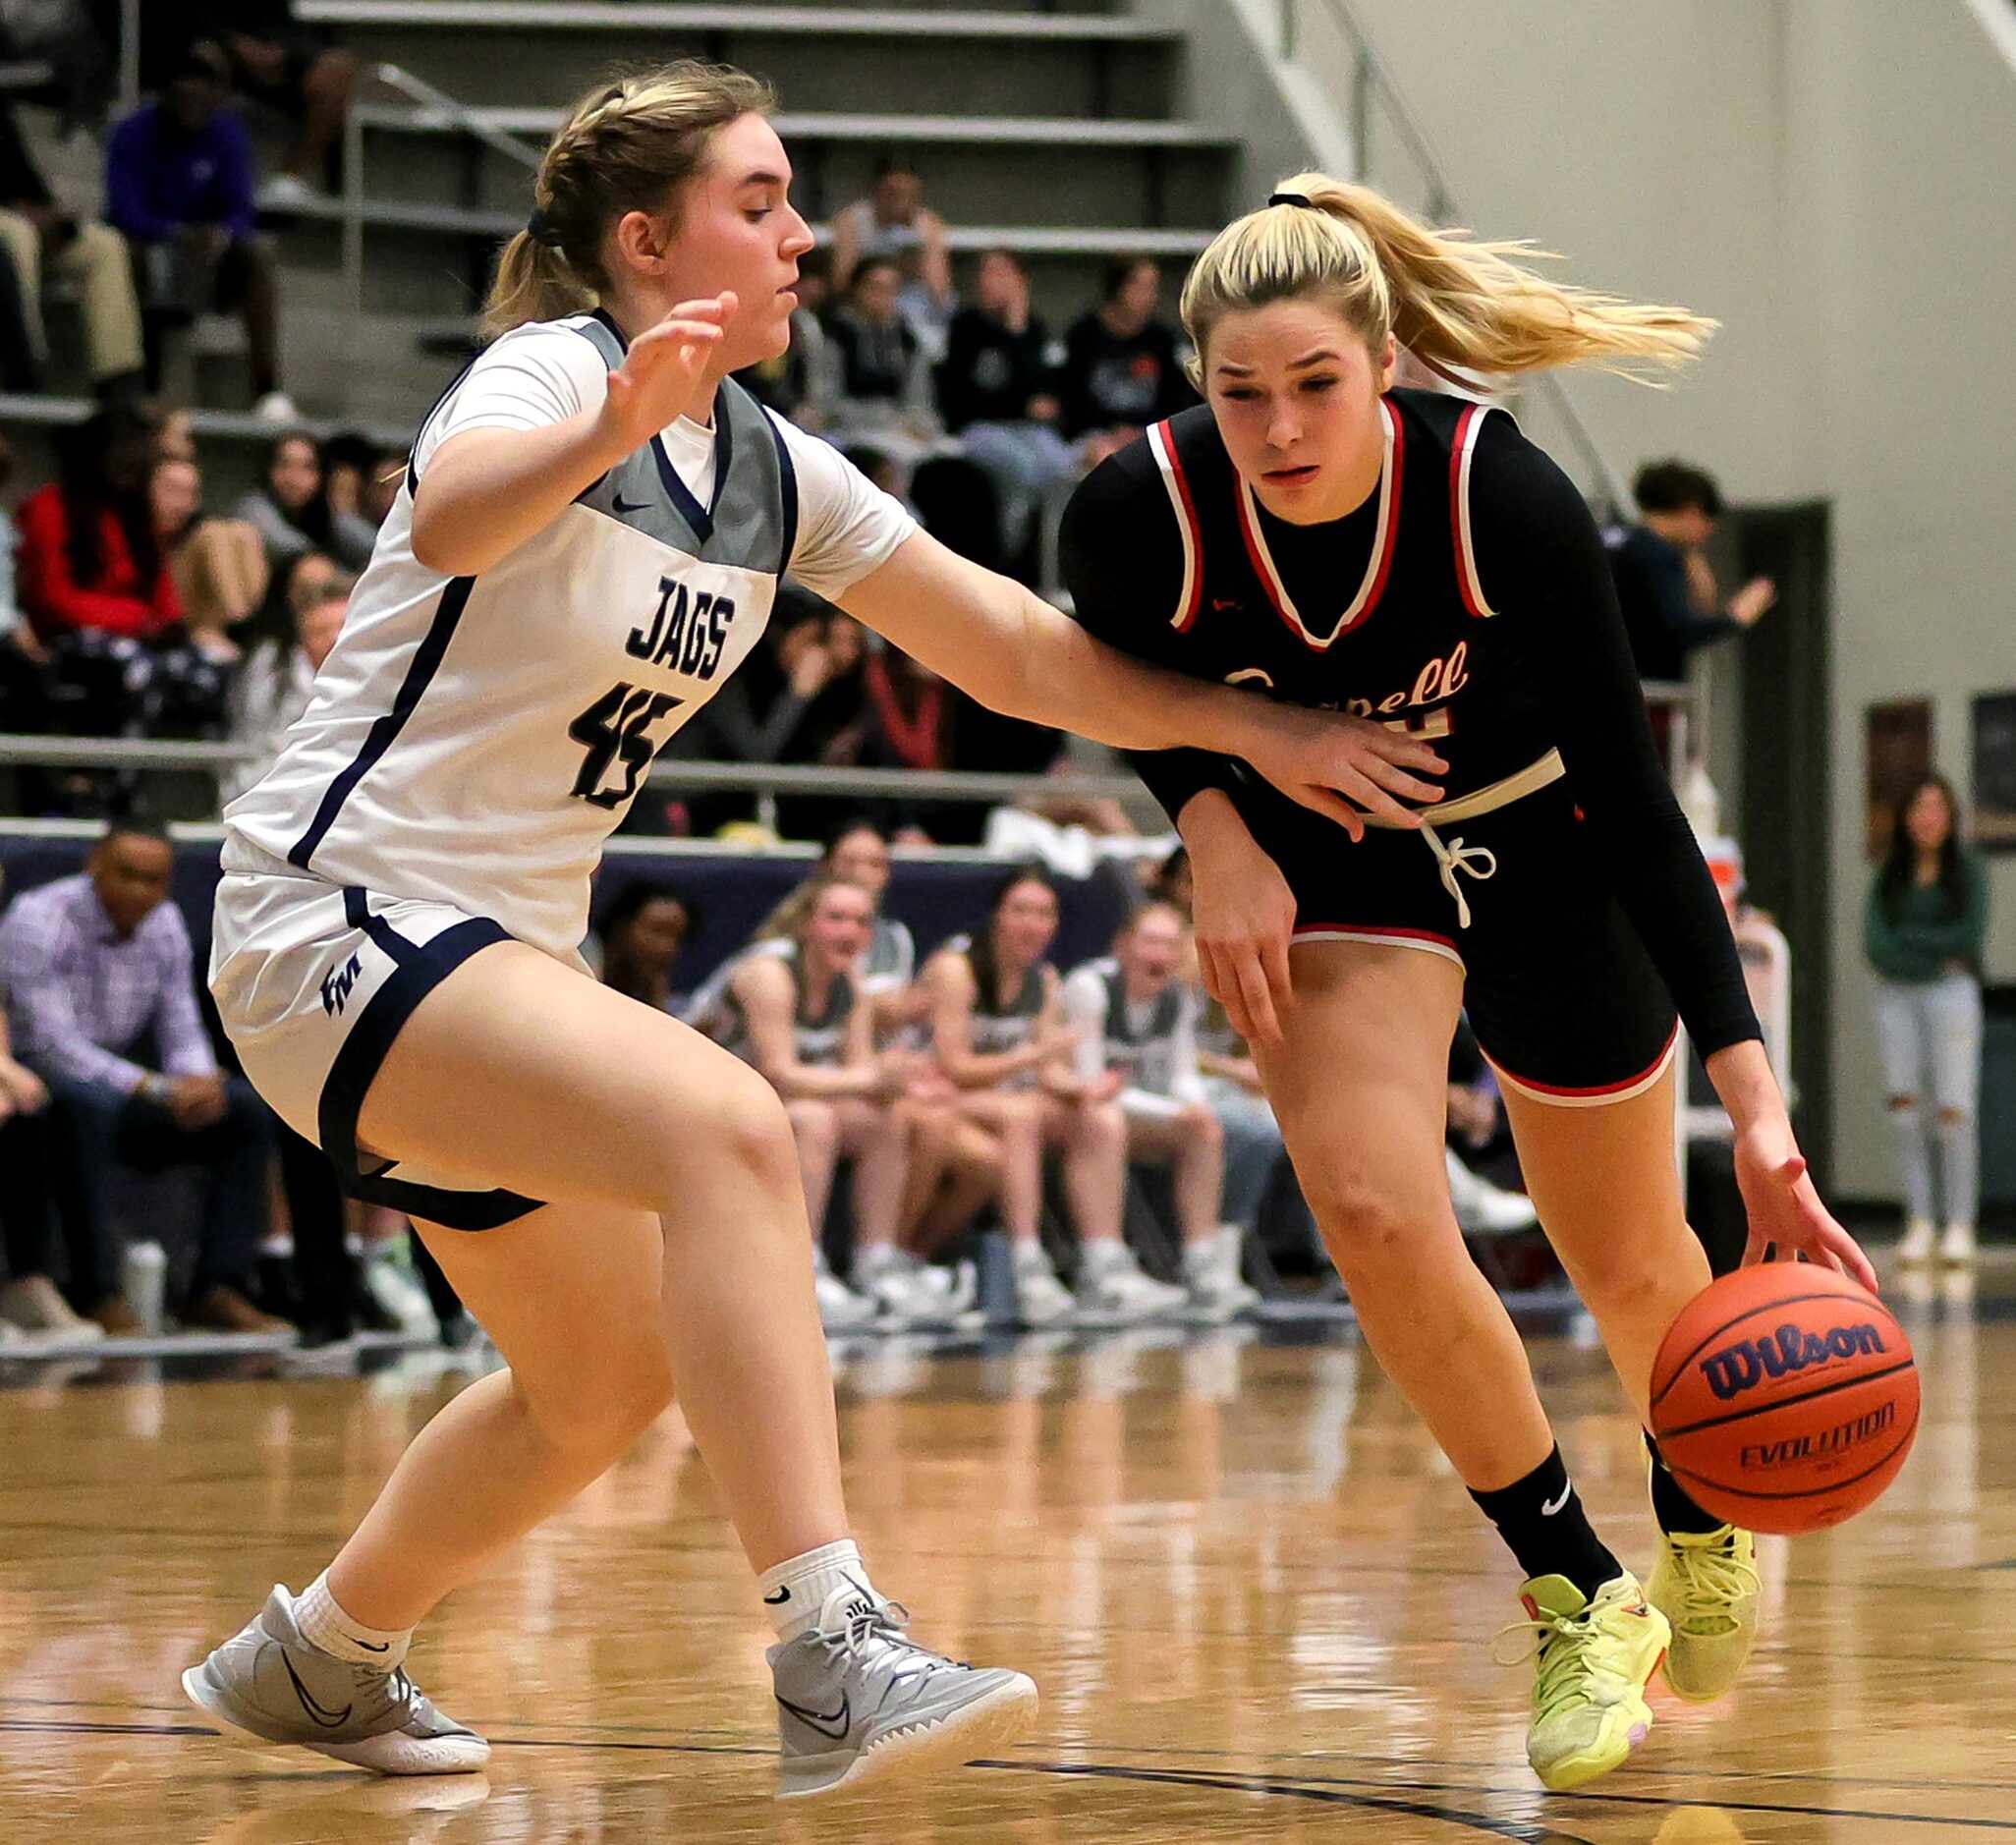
[612,494,651,515]
[776,1691,852,1741]
[282,1653,355,1729]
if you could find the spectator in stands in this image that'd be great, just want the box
[1061,902,1253,1318]
[17,405,233,745]
[736,248,831,427]
[0,98,146,398]
[1056,256,1194,443]
[321,430,390,530]
[938,250,1075,562]
[1153,845,1318,1270]
[819,256,941,463]
[830,155,952,332]
[0,914,80,1339]
[923,866,1165,1324]
[196,0,360,209]
[0,817,283,1334]
[225,566,347,799]
[1443,1015,1540,1235]
[0,429,48,732]
[0,231,35,390]
[714,874,950,1331]
[105,43,293,421]
[823,636,954,838]
[1607,460,1776,684]
[234,429,377,572]
[1868,772,1988,1269]
[664,590,869,839]
[151,450,268,661]
[595,877,698,1014]
[15,402,178,644]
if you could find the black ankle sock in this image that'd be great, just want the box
[1468,1444,1621,1601]
[1645,1431,1726,1535]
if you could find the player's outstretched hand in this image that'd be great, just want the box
[598,293,737,451]
[1239,705,1446,840]
[1734,1120,1879,1294]
[1185,800,1300,1046]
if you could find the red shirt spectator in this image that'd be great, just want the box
[16,481,183,641]
[16,405,182,643]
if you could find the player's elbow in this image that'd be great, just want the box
[408,489,492,578]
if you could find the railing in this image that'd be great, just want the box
[1268,0,1632,517]
[340,63,542,315]
[0,734,1148,838]
[0,686,1696,823]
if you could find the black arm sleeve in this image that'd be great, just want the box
[1056,450,1238,829]
[1469,417,1762,1056]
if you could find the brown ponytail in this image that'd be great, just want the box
[1181,172,1714,387]
[479,60,776,340]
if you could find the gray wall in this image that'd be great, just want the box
[1295,0,2016,1198]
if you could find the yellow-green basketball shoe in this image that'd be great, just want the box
[1502,1573,1670,1792]
[1647,1524,1760,1703]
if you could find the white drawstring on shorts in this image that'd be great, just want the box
[1365,749,1566,931]
[1418,823,1497,930]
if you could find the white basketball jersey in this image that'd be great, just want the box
[226,312,898,958]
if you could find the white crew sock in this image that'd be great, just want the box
[294,1571,413,1671]
[757,1538,876,1642]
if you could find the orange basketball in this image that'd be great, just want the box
[1650,1265,1919,1535]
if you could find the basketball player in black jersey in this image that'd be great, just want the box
[1061,173,1876,1793]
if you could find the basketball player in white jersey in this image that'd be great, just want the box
[180,64,1443,1798]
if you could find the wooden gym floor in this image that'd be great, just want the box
[1,1262,2011,1842]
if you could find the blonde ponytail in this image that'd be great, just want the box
[1181,172,1714,386]
[478,60,776,341]
[482,230,596,339]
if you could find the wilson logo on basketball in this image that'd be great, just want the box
[1741,1401,1897,1471]
[1699,1321,1890,1401]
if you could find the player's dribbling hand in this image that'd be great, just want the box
[598,293,738,450]
[1238,705,1447,841]
[1734,1120,1879,1294]
[1183,796,1299,1047]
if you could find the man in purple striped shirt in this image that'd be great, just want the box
[0,820,280,1335]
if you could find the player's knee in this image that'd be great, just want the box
[1186,1104,1224,1150]
[701,1068,801,1197]
[1305,1170,1424,1272]
[786,1097,838,1153]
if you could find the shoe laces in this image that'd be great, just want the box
[1493,1599,1625,1723]
[1663,1531,1760,1637]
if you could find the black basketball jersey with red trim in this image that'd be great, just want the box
[1080,389,1541,805]
[1059,387,1763,1058]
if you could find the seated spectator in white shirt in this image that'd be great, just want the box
[829,156,952,350]
[818,257,942,466]
[0,818,282,1336]
[711,875,950,1330]
[224,567,348,801]
[1061,902,1257,1319]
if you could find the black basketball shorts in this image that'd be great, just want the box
[1255,776,1680,1106]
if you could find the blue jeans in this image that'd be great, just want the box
[1872,970,1983,1227]
[958,419,1078,552]
[1205,1078,1316,1254]
[43,1073,271,1308]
